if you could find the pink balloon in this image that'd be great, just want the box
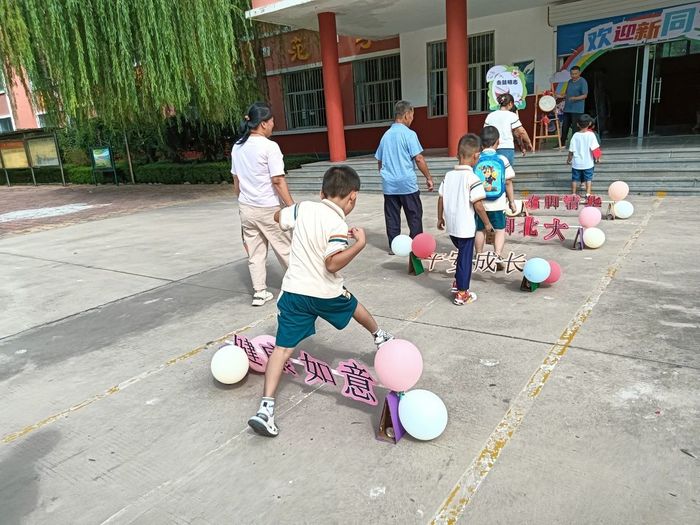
[543,260,561,284]
[411,233,436,259]
[249,335,275,373]
[608,181,629,201]
[578,206,602,228]
[374,339,423,392]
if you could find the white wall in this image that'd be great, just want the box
[399,6,555,108]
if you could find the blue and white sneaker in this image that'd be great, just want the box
[248,412,279,437]
[373,329,394,348]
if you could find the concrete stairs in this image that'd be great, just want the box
[286,147,700,195]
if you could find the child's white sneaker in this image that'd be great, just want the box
[252,290,274,307]
[373,329,394,348]
[248,412,279,437]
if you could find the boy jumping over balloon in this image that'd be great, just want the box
[248,166,394,437]
[437,134,493,305]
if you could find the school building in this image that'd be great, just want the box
[247,0,700,160]
[0,71,46,133]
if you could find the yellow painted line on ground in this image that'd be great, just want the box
[2,314,275,445]
[429,197,664,525]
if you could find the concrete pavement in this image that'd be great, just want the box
[0,189,698,524]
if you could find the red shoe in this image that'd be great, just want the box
[454,290,477,305]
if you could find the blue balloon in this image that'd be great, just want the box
[523,257,551,283]
[398,389,448,441]
[391,234,413,257]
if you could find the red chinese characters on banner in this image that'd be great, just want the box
[614,22,637,42]
[563,194,581,210]
[525,193,611,209]
[543,217,570,241]
[505,216,515,235]
[337,359,378,406]
[523,216,539,237]
[544,195,560,209]
[587,195,603,207]
[635,20,660,40]
[526,195,541,210]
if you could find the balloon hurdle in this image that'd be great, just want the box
[215,333,448,443]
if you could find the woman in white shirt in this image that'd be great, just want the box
[484,94,533,166]
[231,102,294,306]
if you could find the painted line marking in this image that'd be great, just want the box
[429,197,664,525]
[1,314,275,445]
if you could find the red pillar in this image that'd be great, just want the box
[318,12,347,162]
[446,0,468,157]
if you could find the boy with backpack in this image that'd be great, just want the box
[437,134,493,305]
[247,166,394,437]
[474,126,517,265]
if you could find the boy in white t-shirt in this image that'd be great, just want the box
[474,126,516,265]
[567,114,602,201]
[437,134,492,306]
[247,166,393,438]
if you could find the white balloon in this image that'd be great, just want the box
[211,345,249,384]
[583,227,606,249]
[398,389,448,441]
[614,200,634,219]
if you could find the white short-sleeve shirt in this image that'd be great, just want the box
[230,135,285,207]
[480,148,515,212]
[484,110,522,149]
[569,130,600,170]
[279,199,349,299]
[438,165,486,238]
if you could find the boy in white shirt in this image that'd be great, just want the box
[567,114,602,201]
[474,126,517,264]
[248,166,393,437]
[437,134,493,306]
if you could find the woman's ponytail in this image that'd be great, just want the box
[236,102,273,145]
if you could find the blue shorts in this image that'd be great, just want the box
[496,148,515,166]
[475,210,507,230]
[276,290,359,348]
[572,168,594,182]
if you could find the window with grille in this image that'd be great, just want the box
[427,32,495,116]
[0,116,12,132]
[427,41,447,117]
[354,54,401,123]
[283,68,326,129]
[468,33,494,113]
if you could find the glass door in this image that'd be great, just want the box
[630,44,659,137]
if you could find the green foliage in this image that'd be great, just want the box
[0,0,262,128]
[133,162,230,184]
[1,155,314,186]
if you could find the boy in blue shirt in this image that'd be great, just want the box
[376,101,434,252]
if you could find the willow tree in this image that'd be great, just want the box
[0,0,263,128]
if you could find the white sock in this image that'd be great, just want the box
[259,397,275,417]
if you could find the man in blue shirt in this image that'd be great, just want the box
[559,66,588,147]
[375,100,434,251]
